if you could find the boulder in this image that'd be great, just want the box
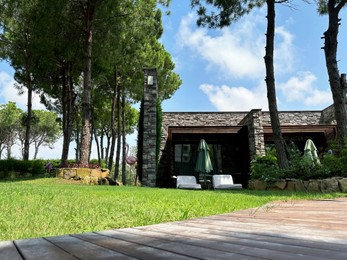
[91,169,109,178]
[56,169,64,177]
[82,175,99,185]
[307,180,321,193]
[98,177,109,185]
[63,169,77,179]
[294,180,307,192]
[320,178,339,193]
[253,180,267,190]
[275,180,287,190]
[286,181,296,191]
[76,168,91,178]
[338,178,347,192]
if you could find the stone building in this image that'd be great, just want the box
[157,105,337,188]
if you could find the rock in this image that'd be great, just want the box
[307,180,321,193]
[63,169,77,179]
[253,180,267,190]
[294,180,307,192]
[338,178,347,192]
[91,169,109,178]
[321,178,339,193]
[56,169,64,177]
[275,180,287,190]
[82,175,99,185]
[76,168,91,178]
[98,177,109,185]
[82,176,91,184]
[89,176,99,185]
[286,181,296,191]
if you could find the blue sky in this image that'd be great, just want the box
[161,2,347,112]
[1,2,347,159]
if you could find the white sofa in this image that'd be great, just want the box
[176,175,202,189]
[212,175,242,190]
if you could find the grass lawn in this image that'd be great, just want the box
[0,177,345,241]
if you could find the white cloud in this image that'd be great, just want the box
[0,71,45,110]
[278,71,332,107]
[200,83,268,111]
[177,13,265,79]
[275,26,295,73]
[177,11,296,80]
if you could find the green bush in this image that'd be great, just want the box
[282,144,323,180]
[252,141,347,183]
[0,159,46,179]
[250,155,282,182]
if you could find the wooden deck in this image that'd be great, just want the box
[1,198,347,259]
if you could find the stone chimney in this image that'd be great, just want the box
[142,68,158,187]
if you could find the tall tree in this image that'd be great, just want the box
[191,0,289,168]
[0,0,41,160]
[79,0,99,166]
[0,102,22,159]
[318,0,347,143]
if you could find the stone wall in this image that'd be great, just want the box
[249,177,347,193]
[239,109,265,158]
[262,111,323,125]
[160,112,248,154]
[321,105,337,124]
[142,68,158,187]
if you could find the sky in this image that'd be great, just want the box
[1,1,347,159]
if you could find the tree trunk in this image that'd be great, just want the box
[108,70,118,171]
[264,0,289,168]
[121,87,126,185]
[324,1,347,143]
[33,144,39,160]
[23,34,32,161]
[61,63,75,167]
[93,121,101,165]
[114,81,121,181]
[80,0,97,165]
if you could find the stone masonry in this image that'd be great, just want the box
[142,68,158,187]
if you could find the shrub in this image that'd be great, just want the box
[250,155,282,183]
[0,159,46,179]
[282,144,323,180]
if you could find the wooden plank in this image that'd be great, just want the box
[145,221,347,252]
[97,229,261,260]
[45,235,133,259]
[73,232,195,259]
[133,222,347,260]
[0,241,23,260]
[120,228,328,260]
[181,218,347,242]
[14,238,77,260]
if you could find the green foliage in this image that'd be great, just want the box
[90,159,107,168]
[0,178,342,241]
[191,0,265,28]
[0,159,46,178]
[252,142,347,183]
[250,155,282,182]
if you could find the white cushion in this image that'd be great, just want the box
[213,175,242,190]
[176,176,202,189]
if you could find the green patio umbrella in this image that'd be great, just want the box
[304,139,320,165]
[195,139,213,187]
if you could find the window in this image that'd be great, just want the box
[174,143,222,176]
